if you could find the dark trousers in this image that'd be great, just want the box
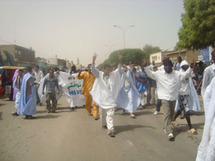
[46,92,57,112]
[156,99,162,112]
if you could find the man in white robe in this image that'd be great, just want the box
[143,58,192,141]
[201,50,215,96]
[196,76,215,161]
[12,69,24,116]
[172,60,201,134]
[91,54,122,137]
[33,65,44,105]
[117,63,140,118]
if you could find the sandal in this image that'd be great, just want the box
[130,113,136,118]
[107,130,115,137]
[171,121,179,127]
[188,128,197,135]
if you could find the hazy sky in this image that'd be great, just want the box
[0,0,184,66]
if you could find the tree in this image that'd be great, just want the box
[102,49,146,67]
[142,44,161,60]
[177,0,215,49]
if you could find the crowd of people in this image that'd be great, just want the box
[10,50,215,160]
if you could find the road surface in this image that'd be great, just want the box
[0,95,205,161]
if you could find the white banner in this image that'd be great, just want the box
[58,72,85,107]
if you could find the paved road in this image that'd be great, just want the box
[0,95,204,161]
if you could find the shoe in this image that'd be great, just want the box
[154,111,158,115]
[94,116,100,120]
[130,113,135,118]
[102,125,107,129]
[107,130,115,137]
[24,115,36,119]
[168,133,174,141]
[11,112,19,116]
[171,121,179,127]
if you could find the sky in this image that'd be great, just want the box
[0,0,184,66]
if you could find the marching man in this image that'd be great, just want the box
[91,53,122,137]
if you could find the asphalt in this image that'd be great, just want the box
[0,95,205,161]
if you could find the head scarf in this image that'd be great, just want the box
[163,59,173,67]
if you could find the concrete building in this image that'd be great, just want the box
[150,52,167,66]
[47,58,66,69]
[35,57,48,68]
[0,44,35,66]
[165,50,200,64]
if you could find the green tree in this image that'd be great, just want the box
[142,44,161,60]
[102,49,146,67]
[177,0,215,49]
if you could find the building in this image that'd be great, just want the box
[165,50,200,64]
[150,52,167,66]
[46,58,66,69]
[35,57,48,68]
[0,44,35,66]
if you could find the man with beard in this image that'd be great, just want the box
[142,58,192,141]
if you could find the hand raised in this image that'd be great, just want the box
[92,53,98,64]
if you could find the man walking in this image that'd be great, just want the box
[18,66,37,119]
[77,64,99,120]
[42,70,60,113]
[143,58,192,140]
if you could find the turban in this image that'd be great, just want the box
[163,59,173,67]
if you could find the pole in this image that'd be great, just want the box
[113,25,135,49]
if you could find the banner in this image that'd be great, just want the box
[58,72,85,107]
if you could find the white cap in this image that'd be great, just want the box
[180,60,189,67]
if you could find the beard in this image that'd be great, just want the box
[165,68,173,74]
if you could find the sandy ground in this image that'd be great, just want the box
[0,95,205,161]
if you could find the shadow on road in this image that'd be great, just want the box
[35,114,60,119]
[115,110,153,116]
[37,110,48,114]
[115,124,155,134]
[0,103,5,107]
[191,111,205,116]
[0,112,2,120]
[57,107,72,110]
[174,122,205,137]
[56,107,78,113]
[134,111,153,116]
